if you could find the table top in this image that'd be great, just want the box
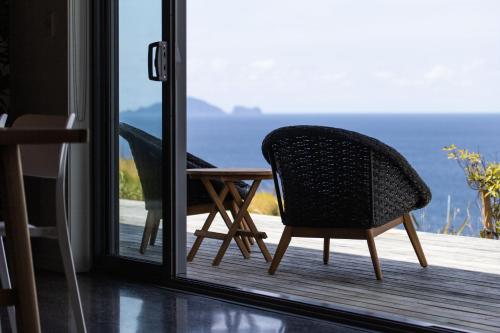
[187,168,273,180]
[0,129,87,145]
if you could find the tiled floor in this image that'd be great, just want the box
[1,271,377,333]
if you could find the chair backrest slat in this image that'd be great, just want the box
[12,114,75,179]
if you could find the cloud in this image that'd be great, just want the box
[374,65,459,87]
[250,59,275,70]
[393,78,425,87]
[373,70,396,80]
[322,72,347,82]
[461,59,485,74]
[209,58,228,71]
[373,70,423,87]
[424,65,454,81]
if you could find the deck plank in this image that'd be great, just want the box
[118,199,500,333]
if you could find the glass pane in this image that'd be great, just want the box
[184,1,500,331]
[118,0,163,262]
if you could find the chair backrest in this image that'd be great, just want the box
[0,114,7,127]
[262,125,427,228]
[12,114,75,179]
[119,122,162,210]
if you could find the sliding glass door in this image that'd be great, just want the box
[95,0,186,273]
[117,0,164,262]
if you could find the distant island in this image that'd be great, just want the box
[120,97,263,118]
[187,97,226,116]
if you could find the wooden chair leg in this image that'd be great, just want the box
[149,210,162,246]
[56,214,87,333]
[0,237,17,333]
[269,226,293,275]
[403,213,428,267]
[140,210,156,254]
[366,231,383,280]
[323,238,330,264]
[0,145,41,332]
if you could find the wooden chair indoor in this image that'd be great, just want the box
[0,114,86,332]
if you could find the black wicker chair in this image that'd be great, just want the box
[262,125,431,280]
[119,123,249,254]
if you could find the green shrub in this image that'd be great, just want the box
[248,192,279,216]
[119,159,143,200]
[443,144,500,239]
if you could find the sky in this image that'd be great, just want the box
[120,0,500,114]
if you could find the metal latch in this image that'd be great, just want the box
[148,41,168,82]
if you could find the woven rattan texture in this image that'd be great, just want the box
[262,126,431,228]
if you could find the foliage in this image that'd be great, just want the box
[441,197,472,236]
[119,159,143,200]
[248,192,280,216]
[443,144,500,237]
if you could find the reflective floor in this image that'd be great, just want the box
[1,271,377,333]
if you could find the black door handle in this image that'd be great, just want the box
[148,42,159,81]
[148,41,168,82]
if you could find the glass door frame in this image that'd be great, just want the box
[91,0,186,281]
[91,1,450,332]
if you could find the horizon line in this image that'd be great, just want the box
[120,109,500,115]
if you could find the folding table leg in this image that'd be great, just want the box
[227,181,273,262]
[211,180,260,265]
[187,186,229,261]
[242,218,255,245]
[230,201,252,252]
[201,179,250,261]
[231,199,255,245]
[234,201,255,246]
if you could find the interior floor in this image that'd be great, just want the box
[0,270,376,333]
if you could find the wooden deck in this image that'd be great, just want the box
[119,199,500,333]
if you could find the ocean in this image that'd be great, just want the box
[120,112,500,236]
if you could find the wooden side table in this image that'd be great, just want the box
[0,128,87,333]
[186,168,273,266]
